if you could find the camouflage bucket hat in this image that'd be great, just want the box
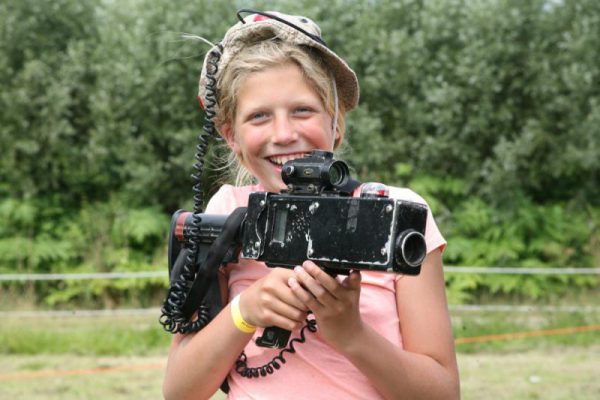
[198,9,360,118]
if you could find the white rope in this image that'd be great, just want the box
[450,304,600,313]
[444,266,600,275]
[1,305,598,318]
[0,308,161,318]
[0,267,599,282]
[0,271,167,281]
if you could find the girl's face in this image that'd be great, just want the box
[221,62,339,192]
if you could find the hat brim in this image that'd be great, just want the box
[198,16,359,118]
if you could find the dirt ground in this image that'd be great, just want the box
[1,346,599,399]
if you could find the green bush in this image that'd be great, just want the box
[0,0,598,305]
[0,196,169,307]
[395,172,599,303]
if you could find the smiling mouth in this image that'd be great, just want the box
[267,153,310,167]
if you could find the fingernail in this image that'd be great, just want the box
[294,266,303,273]
[288,277,297,287]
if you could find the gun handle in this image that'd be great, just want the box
[256,326,292,349]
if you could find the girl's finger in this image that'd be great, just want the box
[262,311,306,331]
[341,270,362,289]
[293,266,336,306]
[287,276,317,306]
[267,298,308,324]
[301,261,341,295]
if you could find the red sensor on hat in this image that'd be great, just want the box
[253,15,271,22]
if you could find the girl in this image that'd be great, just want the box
[163,10,459,400]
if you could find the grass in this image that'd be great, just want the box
[1,349,598,399]
[0,355,166,400]
[452,308,600,353]
[0,304,599,399]
[0,313,170,356]
[458,346,600,399]
[2,307,598,356]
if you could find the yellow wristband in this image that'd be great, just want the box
[231,294,256,334]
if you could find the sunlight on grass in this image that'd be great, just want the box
[1,309,599,399]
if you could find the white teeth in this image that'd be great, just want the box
[268,153,309,166]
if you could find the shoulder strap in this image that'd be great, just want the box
[181,207,247,319]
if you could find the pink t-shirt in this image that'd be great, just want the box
[205,184,446,400]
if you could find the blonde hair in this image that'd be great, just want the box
[214,38,346,186]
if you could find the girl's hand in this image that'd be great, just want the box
[239,267,309,331]
[288,261,363,351]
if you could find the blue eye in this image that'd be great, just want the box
[250,112,267,120]
[294,107,312,114]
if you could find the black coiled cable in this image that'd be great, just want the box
[159,247,212,334]
[159,45,223,334]
[235,318,318,378]
[159,36,318,380]
[193,45,222,214]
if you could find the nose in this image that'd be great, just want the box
[271,114,297,145]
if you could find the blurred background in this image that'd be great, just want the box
[0,0,598,398]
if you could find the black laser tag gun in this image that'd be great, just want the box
[163,150,428,347]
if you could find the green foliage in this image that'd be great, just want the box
[0,196,168,306]
[0,198,75,273]
[345,0,600,206]
[395,172,600,302]
[2,0,599,207]
[0,0,598,305]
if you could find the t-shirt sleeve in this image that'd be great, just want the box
[204,184,236,215]
[387,186,447,255]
